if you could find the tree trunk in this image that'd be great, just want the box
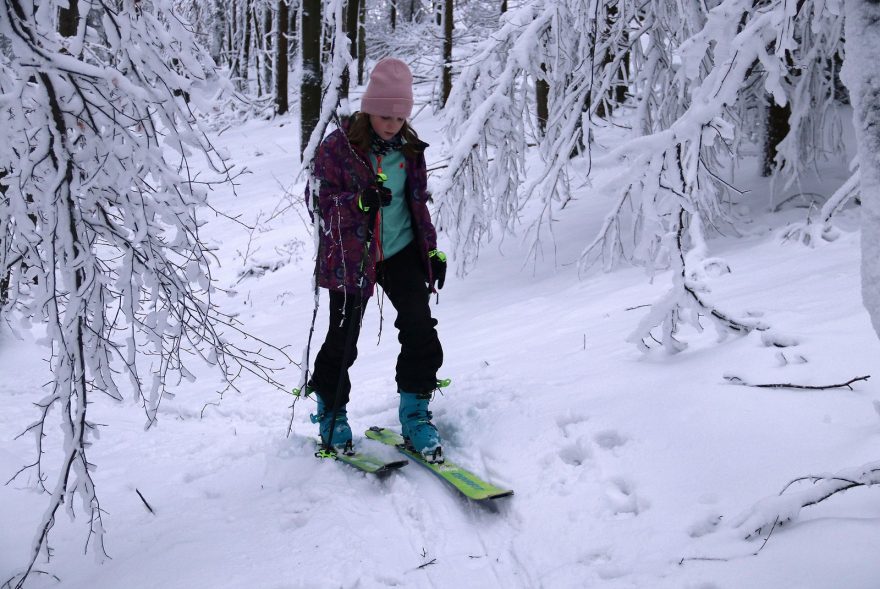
[358,0,366,84]
[761,99,791,176]
[0,270,8,309]
[405,0,420,23]
[440,0,453,106]
[595,3,629,119]
[240,0,252,92]
[57,0,80,38]
[391,1,397,30]
[434,0,442,26]
[229,0,240,72]
[276,0,290,115]
[289,0,298,61]
[254,4,265,95]
[501,0,507,14]
[341,0,360,102]
[261,3,274,97]
[571,82,588,158]
[301,0,322,156]
[0,168,8,309]
[842,0,880,338]
[536,65,549,136]
[210,0,226,63]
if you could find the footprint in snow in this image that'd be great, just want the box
[605,476,648,516]
[558,436,593,467]
[593,430,628,452]
[555,412,590,439]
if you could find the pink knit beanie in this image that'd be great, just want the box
[360,58,414,119]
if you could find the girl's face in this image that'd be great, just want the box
[369,114,406,140]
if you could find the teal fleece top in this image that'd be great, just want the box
[371,149,414,259]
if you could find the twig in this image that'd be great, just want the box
[417,558,437,569]
[2,570,62,589]
[679,555,731,565]
[679,517,778,565]
[779,475,861,495]
[135,489,155,515]
[754,516,780,555]
[773,191,826,212]
[724,375,870,391]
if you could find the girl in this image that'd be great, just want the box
[307,58,447,463]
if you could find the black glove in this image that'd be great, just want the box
[429,250,447,290]
[360,185,392,211]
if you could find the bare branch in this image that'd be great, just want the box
[723,375,871,391]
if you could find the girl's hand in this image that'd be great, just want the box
[359,185,392,211]
[429,250,447,290]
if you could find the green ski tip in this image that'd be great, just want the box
[365,427,513,501]
[313,439,408,475]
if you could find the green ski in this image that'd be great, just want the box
[314,440,408,475]
[365,427,514,501]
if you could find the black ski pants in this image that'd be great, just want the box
[309,241,443,408]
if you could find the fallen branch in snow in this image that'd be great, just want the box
[680,516,780,565]
[780,171,860,247]
[2,570,62,589]
[417,559,438,570]
[723,375,870,391]
[732,460,880,545]
[678,555,730,565]
[686,468,877,563]
[753,515,780,555]
[136,489,155,515]
[773,191,827,212]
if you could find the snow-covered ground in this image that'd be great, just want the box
[2,107,879,588]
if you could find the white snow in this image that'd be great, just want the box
[2,105,880,588]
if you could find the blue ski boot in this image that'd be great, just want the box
[399,390,443,463]
[311,395,353,455]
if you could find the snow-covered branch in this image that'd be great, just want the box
[439,0,849,351]
[0,1,289,584]
[627,207,768,353]
[733,460,880,542]
[435,2,555,273]
[779,168,859,246]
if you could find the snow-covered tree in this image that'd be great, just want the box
[438,0,848,352]
[842,0,880,339]
[736,0,880,540]
[0,1,287,585]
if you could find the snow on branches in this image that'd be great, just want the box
[0,0,287,584]
[435,3,555,273]
[439,0,847,352]
[732,460,880,543]
[841,0,880,340]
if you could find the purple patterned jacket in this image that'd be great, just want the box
[308,121,438,297]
